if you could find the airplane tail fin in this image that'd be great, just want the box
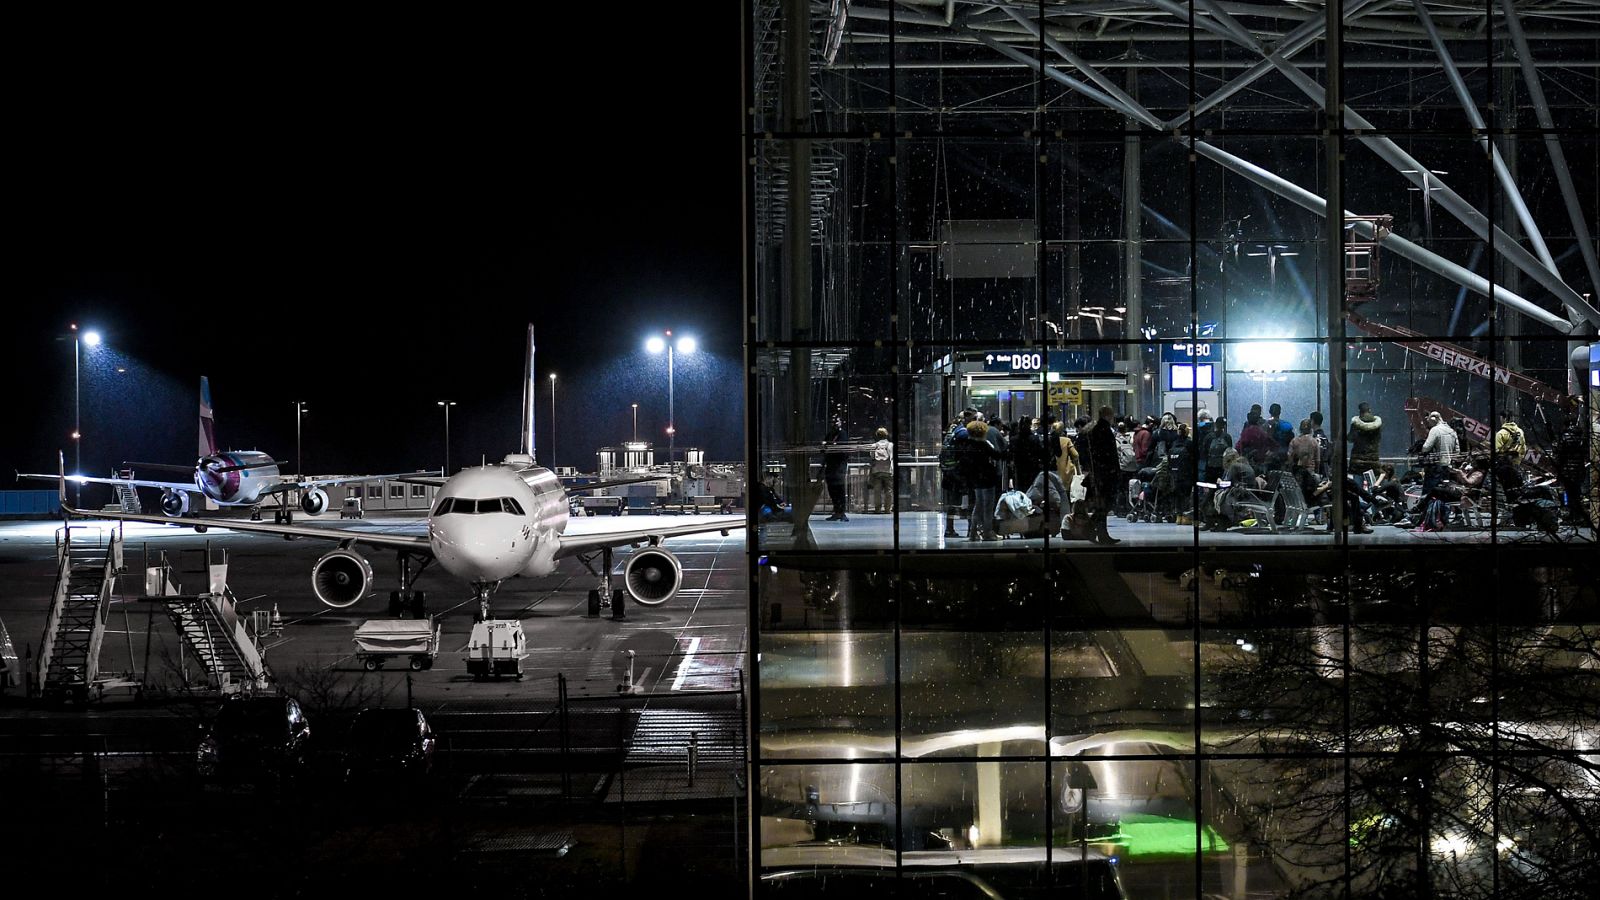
[520,325,537,462]
[198,376,218,459]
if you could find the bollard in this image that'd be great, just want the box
[687,731,698,786]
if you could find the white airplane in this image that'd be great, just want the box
[58,327,744,620]
[27,376,427,523]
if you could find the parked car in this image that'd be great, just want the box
[196,695,312,787]
[344,707,435,780]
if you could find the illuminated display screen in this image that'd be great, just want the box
[1169,363,1215,391]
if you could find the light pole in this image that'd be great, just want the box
[292,401,307,476]
[548,373,557,470]
[631,403,639,443]
[69,325,103,507]
[437,401,456,475]
[645,331,696,469]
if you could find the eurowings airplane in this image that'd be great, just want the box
[27,376,427,522]
[58,327,744,620]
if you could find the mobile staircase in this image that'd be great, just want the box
[35,525,128,703]
[110,473,142,514]
[145,546,272,693]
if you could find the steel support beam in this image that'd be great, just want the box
[783,0,816,550]
[961,26,1133,117]
[998,5,1166,130]
[1193,141,1579,335]
[1326,0,1346,537]
[1498,0,1600,308]
[1412,0,1557,275]
[1162,0,1383,131]
[1176,0,1600,328]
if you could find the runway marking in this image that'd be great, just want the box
[671,637,702,691]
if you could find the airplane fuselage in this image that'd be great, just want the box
[426,462,569,583]
[193,451,280,506]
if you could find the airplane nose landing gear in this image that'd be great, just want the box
[470,581,498,622]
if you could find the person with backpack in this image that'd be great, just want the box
[1309,410,1332,478]
[939,418,968,538]
[959,420,1001,541]
[1193,410,1214,460]
[1236,412,1275,467]
[1115,421,1139,516]
[1204,417,1233,483]
[867,427,894,514]
[1492,409,1527,491]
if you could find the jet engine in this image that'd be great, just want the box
[301,488,330,516]
[311,549,373,608]
[160,490,190,517]
[623,547,682,607]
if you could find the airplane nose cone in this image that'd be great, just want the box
[429,517,527,582]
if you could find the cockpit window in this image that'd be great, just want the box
[435,497,524,515]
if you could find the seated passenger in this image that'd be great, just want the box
[754,481,792,523]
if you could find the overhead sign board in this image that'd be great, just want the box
[1160,342,1218,363]
[982,349,1116,373]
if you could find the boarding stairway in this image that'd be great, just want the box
[35,526,124,702]
[111,477,141,513]
[145,550,271,692]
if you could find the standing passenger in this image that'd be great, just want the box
[1087,406,1122,545]
[867,427,894,514]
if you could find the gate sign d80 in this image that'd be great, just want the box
[983,351,1044,372]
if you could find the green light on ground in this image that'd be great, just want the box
[1101,815,1230,859]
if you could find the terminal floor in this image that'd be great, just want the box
[757,510,1594,550]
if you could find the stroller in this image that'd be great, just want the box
[1126,457,1176,523]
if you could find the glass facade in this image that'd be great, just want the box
[745,2,1598,897]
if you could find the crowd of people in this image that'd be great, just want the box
[755,398,1594,541]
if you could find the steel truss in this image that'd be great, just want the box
[815,0,1600,334]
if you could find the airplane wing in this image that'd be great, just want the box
[62,506,432,552]
[49,453,428,553]
[19,471,193,493]
[554,515,746,559]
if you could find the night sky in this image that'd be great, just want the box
[4,11,743,491]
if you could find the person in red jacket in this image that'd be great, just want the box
[1235,412,1276,466]
[1132,416,1155,466]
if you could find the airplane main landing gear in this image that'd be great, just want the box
[389,551,432,618]
[582,547,623,619]
[272,508,295,525]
